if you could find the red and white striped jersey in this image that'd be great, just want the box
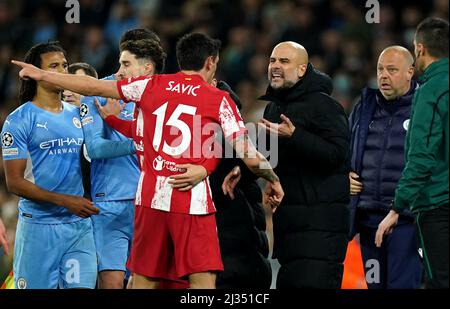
[117,72,247,215]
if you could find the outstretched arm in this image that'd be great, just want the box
[12,60,120,99]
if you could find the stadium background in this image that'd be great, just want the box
[0,0,448,287]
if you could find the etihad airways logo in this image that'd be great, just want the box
[40,137,83,155]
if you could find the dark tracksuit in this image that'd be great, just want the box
[260,63,350,289]
[348,82,423,289]
[392,58,449,289]
[211,81,272,288]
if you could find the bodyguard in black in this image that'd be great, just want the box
[211,81,272,288]
[259,42,350,288]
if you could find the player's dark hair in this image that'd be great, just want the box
[120,39,167,74]
[18,41,67,104]
[415,17,449,58]
[68,62,98,79]
[176,33,221,71]
[119,28,160,45]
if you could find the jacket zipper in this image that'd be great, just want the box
[376,114,393,201]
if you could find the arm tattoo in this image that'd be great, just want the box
[233,134,280,183]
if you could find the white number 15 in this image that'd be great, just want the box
[152,102,197,156]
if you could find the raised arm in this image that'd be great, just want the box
[12,60,121,99]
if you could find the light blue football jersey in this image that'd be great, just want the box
[80,74,140,202]
[1,102,85,224]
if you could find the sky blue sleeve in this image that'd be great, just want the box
[1,113,30,160]
[80,96,135,160]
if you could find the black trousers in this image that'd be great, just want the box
[416,204,449,289]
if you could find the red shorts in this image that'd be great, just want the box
[127,206,223,282]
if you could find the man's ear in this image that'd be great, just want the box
[407,66,415,80]
[298,63,308,78]
[205,56,213,70]
[145,62,155,75]
[416,43,425,58]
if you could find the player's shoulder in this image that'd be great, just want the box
[205,84,228,97]
[202,84,231,106]
[101,74,116,81]
[6,101,34,120]
[62,101,80,115]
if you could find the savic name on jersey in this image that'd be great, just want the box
[165,81,200,96]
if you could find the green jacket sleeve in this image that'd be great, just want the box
[393,86,444,211]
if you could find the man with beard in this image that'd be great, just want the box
[259,41,350,288]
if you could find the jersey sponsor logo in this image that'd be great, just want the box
[403,119,410,131]
[165,81,200,97]
[152,155,184,173]
[36,122,49,131]
[2,132,14,148]
[40,138,83,155]
[81,116,94,126]
[73,117,82,129]
[80,103,89,118]
[17,277,27,289]
[153,155,164,171]
[2,148,18,156]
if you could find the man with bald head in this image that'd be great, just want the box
[348,46,423,288]
[259,42,351,288]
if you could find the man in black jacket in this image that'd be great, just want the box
[212,81,272,288]
[259,42,350,288]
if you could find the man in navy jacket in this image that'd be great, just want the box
[348,46,423,289]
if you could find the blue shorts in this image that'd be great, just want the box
[91,200,134,272]
[13,218,97,289]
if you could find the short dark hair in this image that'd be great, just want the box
[120,39,167,74]
[19,41,67,104]
[119,28,160,45]
[415,17,449,58]
[176,33,221,71]
[68,62,98,79]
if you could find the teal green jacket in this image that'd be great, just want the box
[394,58,449,214]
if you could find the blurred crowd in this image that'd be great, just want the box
[0,0,448,281]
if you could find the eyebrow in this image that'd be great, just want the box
[378,64,398,68]
[48,61,67,66]
[270,57,290,61]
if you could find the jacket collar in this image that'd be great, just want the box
[419,58,449,83]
